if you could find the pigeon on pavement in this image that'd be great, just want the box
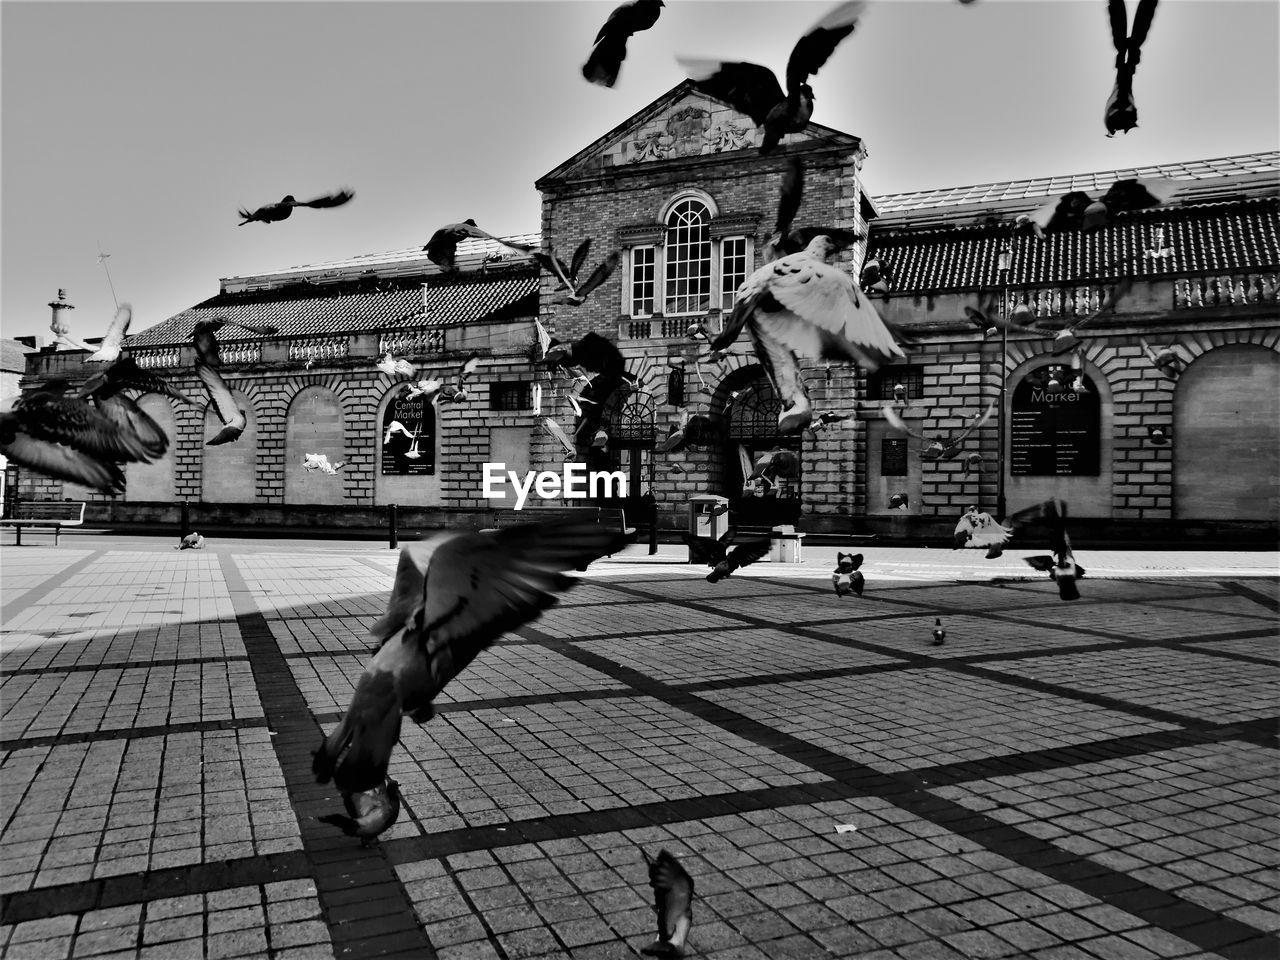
[832,552,865,597]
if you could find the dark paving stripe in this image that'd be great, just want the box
[0,655,252,677]
[0,717,268,752]
[308,686,631,725]
[516,621,1279,960]
[0,549,103,618]
[1220,579,1280,614]
[0,851,310,925]
[589,578,1271,732]
[219,553,436,960]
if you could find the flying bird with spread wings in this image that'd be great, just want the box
[1105,0,1159,136]
[78,356,189,462]
[682,530,772,583]
[312,520,627,842]
[679,1,866,154]
[193,318,278,446]
[1140,337,1185,379]
[533,239,621,306]
[709,235,907,434]
[302,453,346,476]
[424,220,536,272]
[85,304,133,363]
[952,505,1013,559]
[238,189,354,225]
[883,401,994,462]
[377,353,417,378]
[1011,498,1085,601]
[405,355,482,406]
[582,0,665,88]
[1045,278,1134,355]
[1022,177,1185,233]
[544,333,634,455]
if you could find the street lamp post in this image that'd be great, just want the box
[996,243,1012,521]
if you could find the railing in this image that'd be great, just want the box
[1173,274,1279,309]
[619,315,723,341]
[133,347,182,369]
[288,337,348,363]
[219,341,262,364]
[379,329,444,356]
[1002,285,1114,321]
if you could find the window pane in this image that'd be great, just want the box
[721,236,748,311]
[631,246,655,316]
[664,200,711,315]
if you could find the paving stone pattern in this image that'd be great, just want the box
[0,543,1277,959]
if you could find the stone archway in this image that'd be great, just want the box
[124,394,177,501]
[201,390,258,503]
[284,386,346,506]
[715,365,801,526]
[1174,344,1280,520]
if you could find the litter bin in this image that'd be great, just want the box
[688,494,730,561]
[770,524,805,563]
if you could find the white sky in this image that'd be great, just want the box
[2,0,1277,342]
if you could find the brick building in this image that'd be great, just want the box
[11,83,1279,540]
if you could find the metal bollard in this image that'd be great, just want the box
[180,499,190,539]
[388,503,399,550]
[646,494,658,556]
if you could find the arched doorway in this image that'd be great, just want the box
[284,386,346,506]
[721,370,801,526]
[124,394,177,501]
[202,389,258,503]
[605,389,656,519]
[1174,344,1280,520]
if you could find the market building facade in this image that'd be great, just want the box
[11,82,1278,541]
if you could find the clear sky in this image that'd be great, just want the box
[2,0,1277,343]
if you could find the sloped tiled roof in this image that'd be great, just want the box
[867,198,1280,292]
[129,271,539,348]
[870,152,1279,217]
[222,234,541,291]
[2,339,32,373]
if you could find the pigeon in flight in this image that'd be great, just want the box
[1011,498,1085,601]
[952,505,1012,558]
[832,552,864,597]
[541,416,579,458]
[682,530,772,583]
[78,356,188,461]
[238,189,354,225]
[582,0,665,88]
[1023,177,1185,233]
[313,520,627,839]
[883,401,994,462]
[1105,0,1159,136]
[745,448,799,492]
[1140,337,1184,379]
[424,220,536,272]
[679,1,866,154]
[319,779,401,848]
[656,409,692,454]
[1045,278,1134,355]
[303,453,346,475]
[763,158,863,261]
[710,235,907,434]
[545,333,633,455]
[534,242,621,307]
[641,849,694,958]
[178,531,206,550]
[406,354,482,406]
[193,318,277,446]
[377,353,417,378]
[805,410,856,438]
[86,304,133,363]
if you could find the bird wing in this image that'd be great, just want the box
[681,532,728,566]
[1128,0,1159,55]
[965,513,1013,547]
[677,58,785,126]
[953,401,996,444]
[737,444,753,480]
[772,158,806,251]
[541,417,578,458]
[457,353,481,389]
[786,0,865,94]
[569,331,626,376]
[1108,0,1130,54]
[882,405,925,441]
[532,251,574,289]
[569,238,593,281]
[296,188,355,209]
[534,319,554,359]
[0,422,127,494]
[757,256,905,369]
[1139,337,1159,364]
[726,538,773,573]
[368,534,457,645]
[195,361,241,426]
[572,252,621,301]
[786,226,864,253]
[94,395,168,459]
[87,304,132,361]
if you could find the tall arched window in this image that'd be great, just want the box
[664,199,712,315]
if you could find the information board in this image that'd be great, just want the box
[1010,374,1100,476]
[381,391,434,475]
[881,437,908,477]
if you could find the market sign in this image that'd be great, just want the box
[1010,373,1100,476]
[381,391,434,475]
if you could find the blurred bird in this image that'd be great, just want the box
[963,452,984,476]
[656,409,692,453]
[860,259,891,297]
[710,235,906,434]
[679,1,866,154]
[407,354,482,406]
[1046,277,1134,355]
[1011,498,1085,601]
[238,189,354,225]
[303,453,346,475]
[541,416,579,458]
[889,493,908,511]
[667,463,686,477]
[1023,177,1185,233]
[424,220,536,272]
[1105,0,1159,136]
[806,410,856,438]
[377,353,417,378]
[1069,349,1090,393]
[641,849,694,958]
[1140,337,1184,379]
[582,0,665,87]
[763,158,863,261]
[963,301,1040,337]
[78,356,188,461]
[932,618,946,646]
[85,304,133,363]
[952,504,1012,558]
[545,333,633,455]
[832,552,864,597]
[313,520,628,838]
[535,242,621,307]
[1147,424,1171,446]
[745,447,799,493]
[319,779,401,848]
[192,319,273,446]
[178,531,206,550]
[883,401,994,462]
[534,318,556,361]
[683,531,772,583]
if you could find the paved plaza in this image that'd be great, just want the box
[0,535,1277,960]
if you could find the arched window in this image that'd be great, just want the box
[664,199,712,315]
[724,373,801,526]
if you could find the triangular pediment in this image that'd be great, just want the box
[538,81,864,187]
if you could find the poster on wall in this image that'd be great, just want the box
[381,391,434,475]
[1010,373,1100,476]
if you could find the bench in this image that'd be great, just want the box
[487,506,636,567]
[1,501,87,545]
